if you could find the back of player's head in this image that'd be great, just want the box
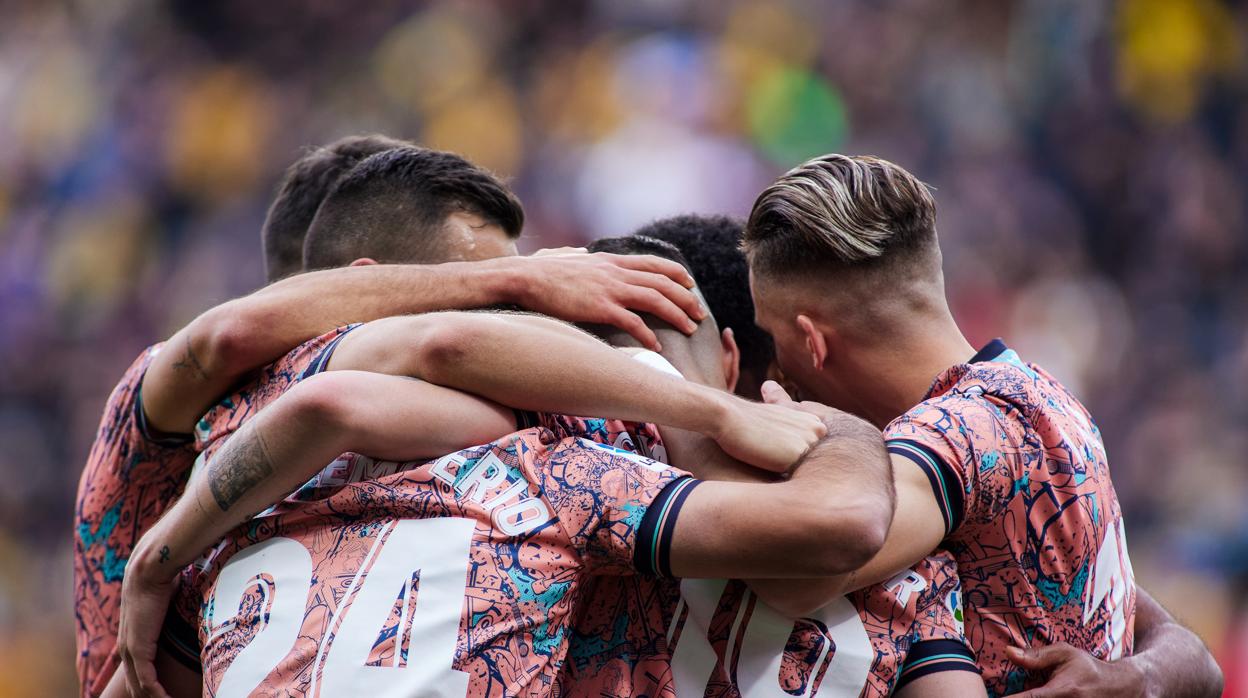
[302,146,525,269]
[585,234,733,389]
[743,154,940,292]
[262,134,408,282]
[634,214,775,396]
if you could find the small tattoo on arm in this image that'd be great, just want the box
[159,545,170,563]
[208,424,276,512]
[171,334,210,382]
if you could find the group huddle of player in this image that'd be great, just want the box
[73,136,1223,697]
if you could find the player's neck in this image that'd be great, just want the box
[859,315,976,428]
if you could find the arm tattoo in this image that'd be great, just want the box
[208,424,276,512]
[171,334,210,382]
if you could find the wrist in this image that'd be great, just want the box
[1116,655,1155,698]
[130,536,177,583]
[681,384,734,438]
[473,257,527,307]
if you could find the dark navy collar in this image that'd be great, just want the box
[969,338,1008,364]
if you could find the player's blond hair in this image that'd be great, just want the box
[743,154,937,277]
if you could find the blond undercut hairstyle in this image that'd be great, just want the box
[743,154,939,281]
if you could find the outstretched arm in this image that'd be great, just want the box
[1007,587,1223,698]
[141,251,704,435]
[116,371,517,698]
[327,311,827,473]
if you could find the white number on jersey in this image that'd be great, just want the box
[1083,517,1135,659]
[670,580,873,697]
[208,518,475,697]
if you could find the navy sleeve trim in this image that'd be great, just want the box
[298,324,362,380]
[895,639,979,690]
[134,382,195,447]
[887,439,965,535]
[633,476,700,578]
[157,609,202,673]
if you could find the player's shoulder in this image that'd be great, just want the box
[886,390,1005,441]
[194,324,359,450]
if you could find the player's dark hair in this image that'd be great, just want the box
[261,134,408,282]
[586,235,694,276]
[634,215,775,387]
[302,146,524,269]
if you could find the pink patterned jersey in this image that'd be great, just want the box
[191,325,359,460]
[74,344,197,697]
[885,339,1135,696]
[172,427,696,697]
[544,414,977,698]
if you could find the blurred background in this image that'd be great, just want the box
[1,0,1246,694]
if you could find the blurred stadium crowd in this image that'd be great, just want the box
[1,0,1245,693]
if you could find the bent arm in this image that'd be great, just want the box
[328,312,824,473]
[141,252,703,435]
[667,410,895,582]
[130,370,515,579]
[140,262,519,435]
[1123,587,1223,698]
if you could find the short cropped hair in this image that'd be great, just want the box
[633,215,774,382]
[302,146,524,269]
[262,134,408,282]
[743,154,937,278]
[587,235,694,277]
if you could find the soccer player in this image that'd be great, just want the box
[558,232,983,698]
[740,154,1221,696]
[73,139,705,697]
[641,218,1223,697]
[116,310,892,697]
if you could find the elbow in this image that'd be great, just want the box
[760,586,846,619]
[806,504,890,576]
[412,313,496,384]
[284,371,359,433]
[197,301,264,376]
[1201,651,1225,698]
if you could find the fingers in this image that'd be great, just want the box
[604,253,697,289]
[1007,643,1079,671]
[761,380,795,405]
[617,268,706,325]
[605,308,662,351]
[618,281,700,335]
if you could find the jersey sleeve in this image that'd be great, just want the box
[534,436,699,576]
[884,394,1019,536]
[92,345,196,483]
[193,324,360,455]
[893,550,980,690]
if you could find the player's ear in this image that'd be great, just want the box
[796,314,829,370]
[720,327,741,393]
[349,257,378,267]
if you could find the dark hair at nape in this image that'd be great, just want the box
[632,215,775,382]
[586,235,694,275]
[302,145,524,269]
[261,134,408,282]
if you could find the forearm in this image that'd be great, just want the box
[131,390,356,577]
[1123,588,1223,698]
[142,260,521,434]
[341,312,733,436]
[671,414,894,579]
[134,371,516,579]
